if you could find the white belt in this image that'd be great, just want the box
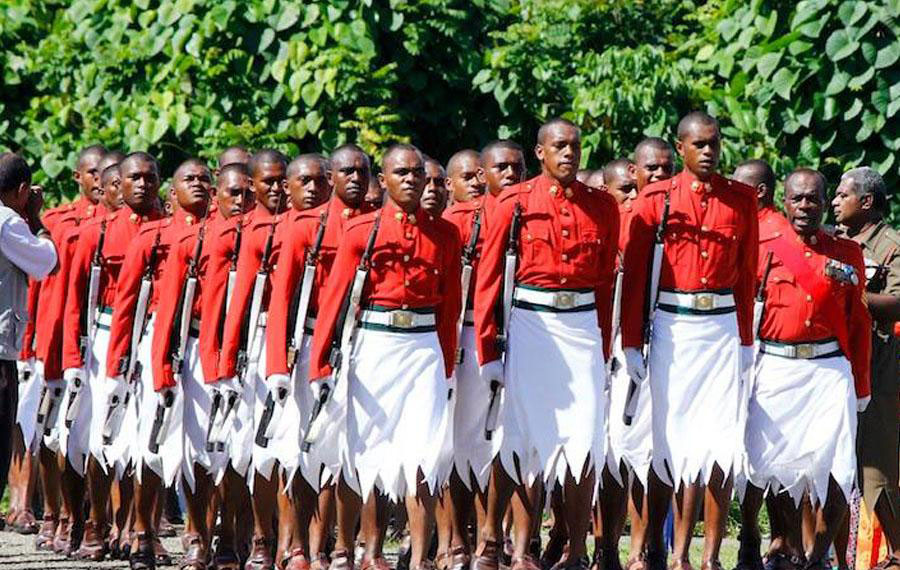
[513,287,595,310]
[360,309,436,329]
[657,290,735,312]
[760,339,841,359]
[463,309,475,326]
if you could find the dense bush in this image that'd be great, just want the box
[1,0,897,221]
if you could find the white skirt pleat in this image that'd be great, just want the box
[607,337,653,488]
[16,358,42,453]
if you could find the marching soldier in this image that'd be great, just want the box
[217,149,290,570]
[59,151,164,560]
[308,143,462,570]
[473,119,619,570]
[422,157,449,217]
[730,159,790,570]
[745,168,870,570]
[833,167,900,570]
[266,145,378,570]
[198,162,256,570]
[621,112,758,570]
[103,158,212,569]
[31,144,106,552]
[441,141,526,570]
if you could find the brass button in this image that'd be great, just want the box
[186,215,194,225]
[395,212,403,221]
[700,251,708,259]
[774,231,781,237]
[562,229,569,237]
[526,234,533,241]
[342,207,351,218]
[130,213,138,222]
[560,277,567,284]
[564,188,573,198]
[691,181,700,190]
[701,201,707,209]
[404,279,410,286]
[403,254,410,262]
[561,254,568,261]
[402,304,409,309]
[405,233,412,239]
[549,185,558,196]
[700,277,708,285]
[804,251,812,258]
[408,214,416,225]
[804,319,811,327]
[701,225,708,232]
[806,294,812,302]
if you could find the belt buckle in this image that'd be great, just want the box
[553,292,576,309]
[693,293,714,311]
[795,344,814,359]
[390,310,414,328]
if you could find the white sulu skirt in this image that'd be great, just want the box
[321,326,452,502]
[58,323,110,476]
[606,337,653,489]
[228,326,264,480]
[16,358,42,453]
[745,352,857,505]
[182,340,215,493]
[498,307,607,488]
[134,316,184,487]
[451,326,497,493]
[648,309,742,488]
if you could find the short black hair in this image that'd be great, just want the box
[76,144,108,169]
[288,153,329,177]
[217,146,251,168]
[634,137,673,158]
[735,159,776,194]
[217,162,251,184]
[381,143,423,171]
[537,118,580,145]
[481,139,524,159]
[248,149,287,176]
[676,111,719,140]
[602,158,633,184]
[120,151,158,173]
[785,167,827,200]
[100,163,121,186]
[0,153,31,194]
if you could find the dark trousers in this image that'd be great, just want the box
[0,359,17,507]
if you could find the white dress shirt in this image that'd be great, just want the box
[0,206,57,279]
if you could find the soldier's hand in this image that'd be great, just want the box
[480,360,504,387]
[268,374,291,404]
[623,348,646,383]
[17,359,34,383]
[310,377,334,401]
[103,376,127,408]
[857,395,871,413]
[63,367,86,389]
[218,376,240,395]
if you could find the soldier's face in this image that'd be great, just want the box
[381,150,425,212]
[330,151,369,208]
[253,161,287,213]
[174,163,212,213]
[677,123,720,179]
[215,171,253,219]
[448,155,484,203]
[785,175,825,236]
[74,151,104,203]
[606,165,638,206]
[479,148,525,197]
[287,160,329,211]
[364,178,384,208]
[536,124,581,186]
[421,161,448,216]
[634,148,675,190]
[120,158,161,213]
[832,178,867,226]
[102,174,123,212]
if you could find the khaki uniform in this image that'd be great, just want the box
[848,221,900,513]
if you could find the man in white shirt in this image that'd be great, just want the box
[0,152,57,524]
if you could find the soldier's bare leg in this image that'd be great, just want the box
[646,468,672,565]
[451,469,474,554]
[700,466,732,567]
[290,476,318,560]
[57,453,85,554]
[628,479,650,568]
[246,471,279,566]
[474,460,515,565]
[765,493,785,555]
[436,482,456,567]
[131,467,162,568]
[596,463,628,570]
[799,495,815,553]
[111,474,133,557]
[212,468,245,569]
[7,426,38,532]
[407,473,438,570]
[735,484,764,570]
[360,488,388,563]
[543,484,568,568]
[333,475,363,565]
[509,478,540,561]
[558,465,595,563]
[74,456,112,559]
[309,482,335,568]
[672,481,701,569]
[769,492,803,559]
[182,464,213,567]
[833,510,850,570]
[805,478,848,565]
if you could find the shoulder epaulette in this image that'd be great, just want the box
[719,174,757,201]
[496,181,533,204]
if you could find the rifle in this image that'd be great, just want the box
[753,251,774,338]
[256,209,328,448]
[303,211,382,452]
[607,264,624,378]
[454,209,482,368]
[35,383,64,442]
[623,190,670,426]
[102,228,162,444]
[66,219,107,428]
[485,203,522,440]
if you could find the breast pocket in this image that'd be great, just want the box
[523,226,554,269]
[572,231,602,274]
[767,269,797,309]
[712,223,739,257]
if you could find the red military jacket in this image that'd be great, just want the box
[309,201,463,380]
[473,174,620,365]
[19,280,40,360]
[757,222,871,397]
[266,197,374,379]
[443,193,498,308]
[35,198,102,379]
[621,170,758,348]
[198,213,248,384]
[150,211,219,391]
[217,205,283,380]
[62,206,160,371]
[105,209,196,378]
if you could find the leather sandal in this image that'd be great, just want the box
[360,556,391,570]
[329,549,354,570]
[52,516,71,554]
[180,533,207,570]
[213,542,242,570]
[131,531,157,570]
[472,540,502,570]
[512,554,543,570]
[73,519,108,561]
[154,535,174,566]
[449,545,471,570]
[309,553,331,570]
[244,535,275,570]
[284,547,311,570]
[11,508,39,534]
[34,514,57,550]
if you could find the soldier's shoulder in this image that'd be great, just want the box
[876,223,900,250]
[444,200,478,217]
[641,177,675,198]
[716,174,757,202]
[496,181,534,204]
[827,233,864,261]
[574,180,617,210]
[431,214,461,241]
[345,209,380,232]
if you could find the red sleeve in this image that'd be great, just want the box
[19,279,40,360]
[39,230,80,379]
[198,226,231,384]
[105,235,151,377]
[472,196,516,365]
[62,231,97,370]
[735,198,759,346]
[218,230,262,379]
[150,237,190,390]
[620,193,658,349]
[265,225,310,378]
[847,244,872,398]
[308,225,365,380]
[436,223,462,378]
[594,200,619,359]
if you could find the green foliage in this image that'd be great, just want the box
[0,0,897,219]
